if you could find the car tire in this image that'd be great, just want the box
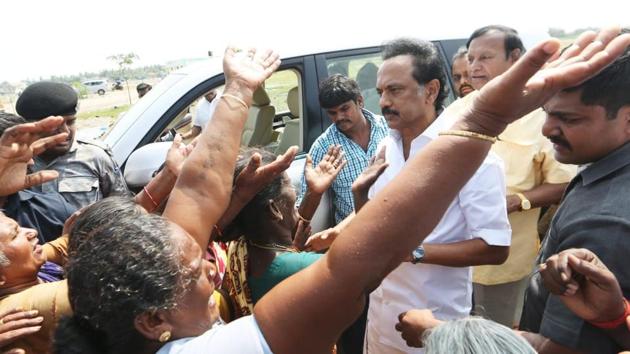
[98,89,105,95]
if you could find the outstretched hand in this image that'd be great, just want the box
[0,116,68,196]
[223,47,281,94]
[540,248,625,323]
[165,134,195,177]
[304,145,346,195]
[462,26,630,136]
[234,146,298,202]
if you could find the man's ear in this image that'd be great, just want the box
[356,95,364,108]
[424,79,441,106]
[620,106,630,135]
[267,200,284,222]
[134,310,170,342]
[509,48,522,63]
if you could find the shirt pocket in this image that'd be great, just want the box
[58,176,100,200]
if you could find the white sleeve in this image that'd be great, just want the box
[458,153,512,246]
[192,101,208,128]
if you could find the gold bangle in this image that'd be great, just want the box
[438,130,497,143]
[221,93,249,111]
[297,212,311,224]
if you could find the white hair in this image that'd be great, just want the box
[424,317,536,354]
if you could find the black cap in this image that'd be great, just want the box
[16,81,78,121]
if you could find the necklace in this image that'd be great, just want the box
[248,240,297,253]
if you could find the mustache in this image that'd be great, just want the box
[381,107,400,116]
[549,136,572,150]
[459,84,474,94]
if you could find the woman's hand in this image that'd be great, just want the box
[233,146,298,203]
[0,116,68,197]
[459,26,630,136]
[304,145,346,195]
[223,47,281,97]
[0,308,43,350]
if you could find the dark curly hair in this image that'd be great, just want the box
[54,197,192,354]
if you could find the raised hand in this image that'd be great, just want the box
[292,219,312,251]
[223,47,281,94]
[540,248,625,323]
[0,116,68,196]
[352,146,387,194]
[462,26,630,136]
[352,146,388,211]
[234,146,298,202]
[165,134,195,177]
[304,145,346,195]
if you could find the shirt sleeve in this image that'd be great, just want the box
[458,155,512,246]
[539,213,630,352]
[537,136,577,184]
[192,101,205,128]
[296,139,327,207]
[43,234,69,266]
[96,148,131,198]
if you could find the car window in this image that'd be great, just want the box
[325,52,383,115]
[157,68,304,155]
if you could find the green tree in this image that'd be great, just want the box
[108,53,139,104]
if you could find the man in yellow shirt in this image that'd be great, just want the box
[439,25,576,327]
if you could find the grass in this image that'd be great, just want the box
[77,104,130,120]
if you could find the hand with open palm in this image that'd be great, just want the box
[0,116,68,196]
[304,145,346,195]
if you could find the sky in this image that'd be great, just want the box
[3,0,629,82]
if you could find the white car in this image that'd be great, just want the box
[105,35,471,231]
[82,79,108,95]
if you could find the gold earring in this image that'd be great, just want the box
[159,330,171,343]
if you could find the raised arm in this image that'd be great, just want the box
[254,27,630,354]
[163,48,280,249]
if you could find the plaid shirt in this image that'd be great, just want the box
[297,109,388,224]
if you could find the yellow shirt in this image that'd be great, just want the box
[0,280,71,354]
[442,92,577,285]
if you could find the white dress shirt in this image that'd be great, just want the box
[193,96,219,130]
[364,114,511,353]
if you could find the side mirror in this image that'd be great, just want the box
[124,142,172,188]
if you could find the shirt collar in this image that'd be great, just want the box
[388,111,450,143]
[580,141,630,186]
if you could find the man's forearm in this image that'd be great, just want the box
[421,239,508,267]
[519,183,568,210]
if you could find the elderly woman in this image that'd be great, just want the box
[0,113,195,353]
[223,146,344,315]
[52,29,629,354]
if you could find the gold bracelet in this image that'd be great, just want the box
[297,212,311,224]
[438,130,497,143]
[221,93,249,111]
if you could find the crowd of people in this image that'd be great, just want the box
[0,24,629,354]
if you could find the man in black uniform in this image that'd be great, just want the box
[16,81,130,210]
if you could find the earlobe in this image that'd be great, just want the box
[0,274,5,286]
[134,311,170,342]
[268,200,284,222]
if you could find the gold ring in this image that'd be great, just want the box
[0,318,4,325]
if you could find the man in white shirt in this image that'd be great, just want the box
[183,90,219,140]
[364,38,512,353]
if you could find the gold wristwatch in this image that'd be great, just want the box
[515,192,531,211]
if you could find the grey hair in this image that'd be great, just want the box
[452,46,468,62]
[424,317,536,354]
